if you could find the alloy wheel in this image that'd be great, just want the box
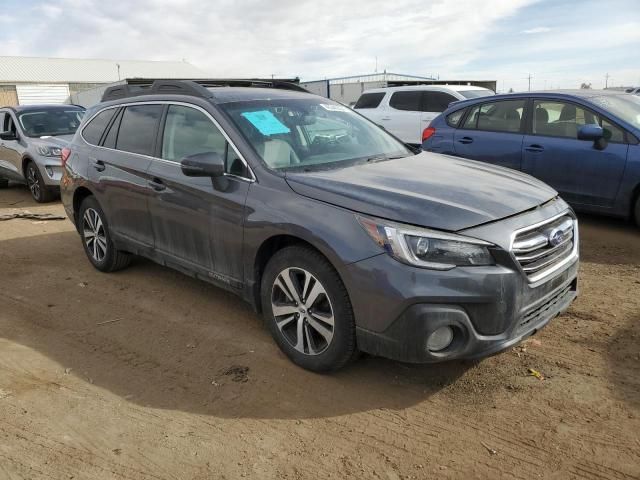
[82,208,108,262]
[26,165,40,200]
[271,267,335,355]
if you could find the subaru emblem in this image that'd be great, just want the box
[548,228,565,247]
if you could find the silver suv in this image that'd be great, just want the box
[0,104,85,202]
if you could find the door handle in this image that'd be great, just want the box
[458,137,474,144]
[147,178,166,191]
[91,158,105,172]
[380,117,391,121]
[525,144,544,153]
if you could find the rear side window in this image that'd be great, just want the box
[389,91,422,111]
[354,92,385,109]
[463,100,525,133]
[82,109,116,145]
[446,109,466,127]
[424,92,458,113]
[116,105,163,156]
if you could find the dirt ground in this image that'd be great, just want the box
[0,183,638,480]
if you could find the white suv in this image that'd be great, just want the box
[354,85,494,145]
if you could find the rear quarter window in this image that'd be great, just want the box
[82,109,117,145]
[446,109,466,127]
[354,92,385,109]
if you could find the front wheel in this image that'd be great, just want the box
[261,246,357,372]
[25,161,55,203]
[78,196,131,272]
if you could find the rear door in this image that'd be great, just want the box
[384,90,423,144]
[146,103,251,284]
[421,90,459,128]
[85,104,161,246]
[522,99,628,207]
[353,92,386,124]
[453,98,526,170]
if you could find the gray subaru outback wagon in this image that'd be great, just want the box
[60,80,579,372]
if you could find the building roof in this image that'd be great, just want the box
[0,56,209,84]
[302,72,435,85]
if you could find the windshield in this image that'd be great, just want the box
[590,95,640,129]
[18,108,85,137]
[458,89,494,99]
[219,98,412,171]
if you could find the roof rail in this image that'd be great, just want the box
[101,78,308,102]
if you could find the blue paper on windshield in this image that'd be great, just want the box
[241,110,290,136]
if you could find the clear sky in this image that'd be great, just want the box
[0,0,638,92]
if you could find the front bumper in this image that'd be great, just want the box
[342,200,579,363]
[35,159,63,186]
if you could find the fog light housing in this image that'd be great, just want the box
[426,326,454,352]
[45,166,54,177]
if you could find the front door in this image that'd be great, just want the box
[421,90,459,130]
[522,100,628,207]
[384,90,423,144]
[0,111,24,181]
[453,98,526,170]
[146,104,251,283]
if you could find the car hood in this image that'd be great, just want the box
[33,134,74,148]
[285,152,558,231]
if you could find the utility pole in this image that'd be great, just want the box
[375,56,378,73]
[605,72,610,88]
[527,73,533,91]
[116,63,121,81]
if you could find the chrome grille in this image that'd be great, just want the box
[512,214,577,282]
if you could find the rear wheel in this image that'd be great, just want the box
[261,245,357,372]
[79,196,131,272]
[25,161,55,203]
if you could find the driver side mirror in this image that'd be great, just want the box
[577,124,607,150]
[0,130,17,141]
[577,124,604,141]
[180,152,225,177]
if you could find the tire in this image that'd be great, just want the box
[25,161,55,203]
[78,196,131,272]
[0,178,8,188]
[634,195,640,227]
[260,245,357,372]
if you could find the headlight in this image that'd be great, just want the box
[357,215,494,270]
[36,145,63,157]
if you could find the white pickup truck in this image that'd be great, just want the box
[354,85,494,146]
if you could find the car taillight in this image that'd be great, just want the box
[61,147,71,167]
[422,127,436,142]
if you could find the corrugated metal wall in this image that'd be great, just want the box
[15,84,70,105]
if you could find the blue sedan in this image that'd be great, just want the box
[422,90,640,224]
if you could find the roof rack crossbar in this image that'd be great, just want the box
[100,78,308,102]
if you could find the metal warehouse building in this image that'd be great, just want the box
[0,56,208,107]
[301,72,497,105]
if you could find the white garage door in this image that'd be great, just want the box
[16,84,71,105]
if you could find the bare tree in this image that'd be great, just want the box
[580,82,592,89]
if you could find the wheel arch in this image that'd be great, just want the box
[251,234,344,313]
[72,186,96,227]
[21,154,35,177]
[632,182,640,224]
